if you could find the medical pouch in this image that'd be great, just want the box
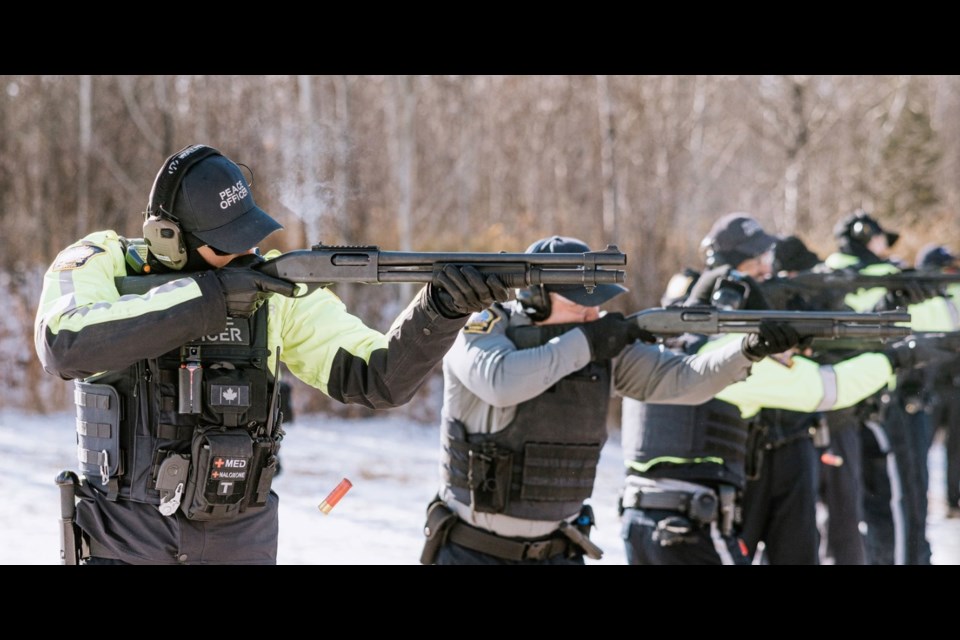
[180,426,253,521]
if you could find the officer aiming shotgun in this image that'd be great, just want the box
[508,308,912,349]
[760,269,960,311]
[115,242,628,296]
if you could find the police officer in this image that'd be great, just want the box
[419,235,802,565]
[35,144,513,565]
[824,210,946,565]
[619,215,941,565]
[914,244,960,519]
[760,234,873,565]
[739,235,828,565]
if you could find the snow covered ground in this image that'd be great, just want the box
[1,409,956,565]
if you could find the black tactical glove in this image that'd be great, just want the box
[578,312,656,361]
[430,264,514,319]
[209,254,299,318]
[741,320,803,361]
[873,281,943,311]
[883,335,957,370]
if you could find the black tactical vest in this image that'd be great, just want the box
[622,396,748,488]
[442,322,611,521]
[73,304,280,519]
[621,334,748,489]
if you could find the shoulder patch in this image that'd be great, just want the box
[52,245,105,271]
[463,308,501,334]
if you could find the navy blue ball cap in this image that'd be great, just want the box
[524,235,628,306]
[701,213,777,265]
[172,154,282,254]
[916,243,957,270]
[772,235,820,272]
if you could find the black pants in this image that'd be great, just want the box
[741,435,820,564]
[435,541,584,565]
[82,557,130,565]
[930,375,960,508]
[947,417,960,509]
[861,386,933,565]
[818,417,866,565]
[621,507,750,565]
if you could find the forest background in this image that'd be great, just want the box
[6,74,958,422]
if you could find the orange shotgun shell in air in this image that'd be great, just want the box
[318,478,353,514]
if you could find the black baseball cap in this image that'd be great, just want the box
[773,235,820,272]
[172,154,283,254]
[524,236,628,306]
[916,243,957,270]
[701,212,777,266]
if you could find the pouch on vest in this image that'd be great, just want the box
[74,381,122,487]
[242,436,280,511]
[467,443,512,513]
[204,368,256,428]
[420,496,458,565]
[180,426,253,521]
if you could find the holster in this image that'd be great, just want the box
[420,497,458,565]
[56,470,87,565]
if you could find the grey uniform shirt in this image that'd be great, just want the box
[439,302,756,538]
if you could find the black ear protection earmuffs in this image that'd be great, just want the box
[142,144,222,270]
[517,284,551,321]
[848,217,877,245]
[516,236,554,321]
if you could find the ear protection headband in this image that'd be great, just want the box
[142,144,222,270]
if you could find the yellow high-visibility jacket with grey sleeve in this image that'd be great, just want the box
[34,230,467,564]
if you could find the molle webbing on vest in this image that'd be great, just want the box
[74,381,122,499]
[445,438,601,508]
[80,306,277,509]
[519,442,601,501]
[441,352,611,521]
[627,398,748,488]
[703,410,748,461]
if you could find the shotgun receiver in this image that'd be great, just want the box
[116,243,627,296]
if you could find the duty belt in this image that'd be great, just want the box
[757,421,818,450]
[622,484,719,523]
[447,519,574,562]
[622,481,740,536]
